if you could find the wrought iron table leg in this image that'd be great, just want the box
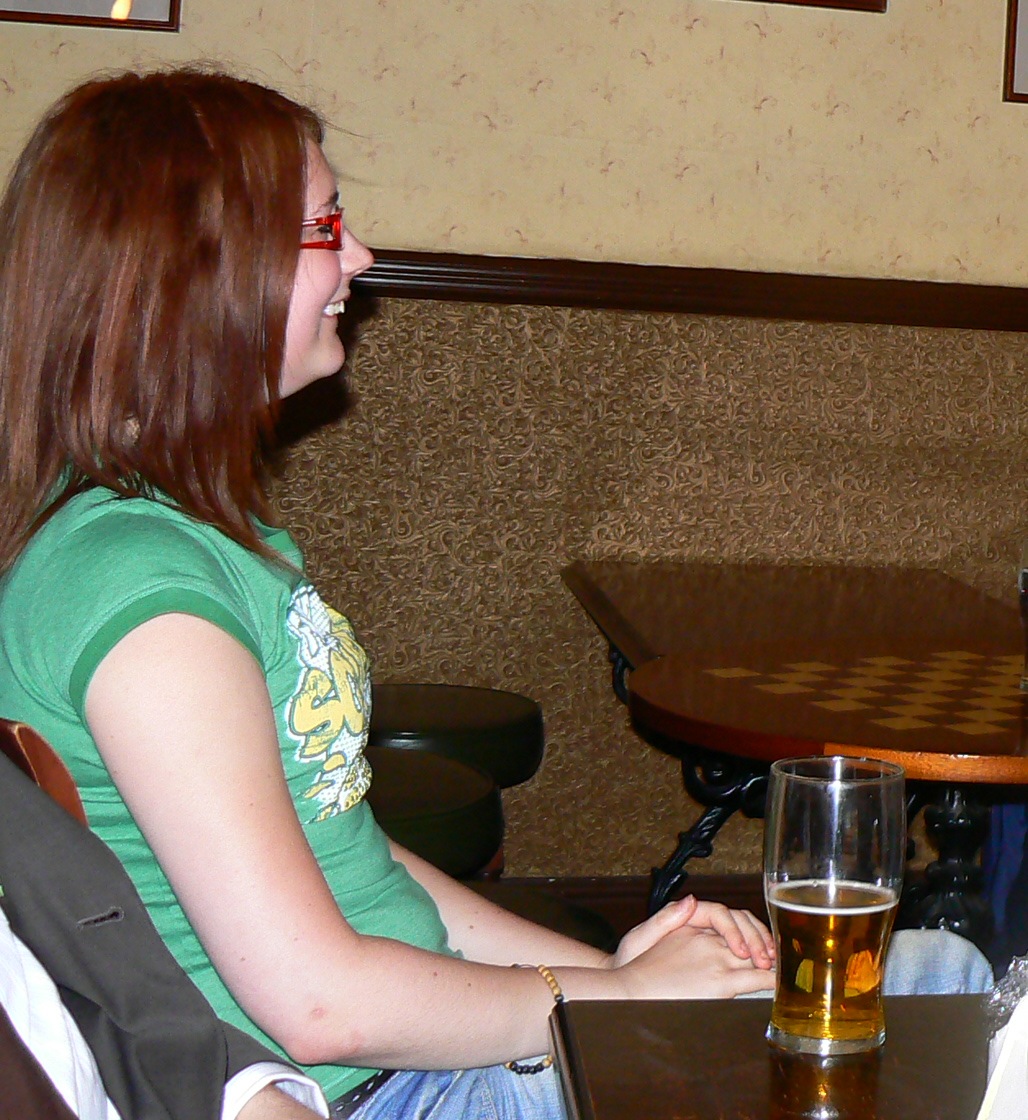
[615,649,771,915]
[608,644,631,705]
[648,748,769,915]
[609,638,994,937]
[897,783,993,951]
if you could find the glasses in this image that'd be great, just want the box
[300,208,344,251]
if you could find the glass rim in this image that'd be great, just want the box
[770,754,905,784]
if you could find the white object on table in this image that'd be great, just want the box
[977,994,1028,1119]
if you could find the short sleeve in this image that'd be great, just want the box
[2,498,264,719]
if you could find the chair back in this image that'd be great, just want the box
[0,719,86,826]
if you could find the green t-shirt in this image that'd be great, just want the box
[0,488,453,1099]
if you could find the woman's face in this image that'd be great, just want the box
[280,143,374,398]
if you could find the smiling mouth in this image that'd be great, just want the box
[324,299,346,316]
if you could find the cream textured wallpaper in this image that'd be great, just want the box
[0,1,1025,284]
[271,298,1028,877]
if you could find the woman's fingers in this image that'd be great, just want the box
[611,895,699,967]
[619,923,777,1000]
[679,901,775,969]
[613,896,776,982]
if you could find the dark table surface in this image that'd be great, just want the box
[550,994,990,1120]
[564,560,1028,784]
[562,560,1021,671]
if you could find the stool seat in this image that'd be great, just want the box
[370,683,544,789]
[365,745,503,880]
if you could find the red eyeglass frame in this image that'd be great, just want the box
[300,209,344,250]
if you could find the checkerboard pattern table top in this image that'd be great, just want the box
[704,650,1023,737]
[629,645,1028,783]
[565,561,1028,783]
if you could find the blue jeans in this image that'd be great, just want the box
[881,927,993,995]
[345,928,993,1120]
[344,1062,565,1120]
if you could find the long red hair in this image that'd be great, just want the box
[0,67,324,569]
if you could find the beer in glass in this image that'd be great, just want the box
[764,756,905,1055]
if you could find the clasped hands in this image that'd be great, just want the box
[609,895,777,1000]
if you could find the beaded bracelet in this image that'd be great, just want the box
[505,965,564,1076]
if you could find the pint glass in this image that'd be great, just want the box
[764,756,905,1055]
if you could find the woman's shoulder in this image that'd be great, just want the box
[5,489,299,624]
[0,489,296,692]
[23,489,224,575]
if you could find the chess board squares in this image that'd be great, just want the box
[952,707,1019,723]
[966,689,1021,708]
[908,670,968,685]
[757,683,816,694]
[851,664,912,679]
[970,683,1024,699]
[768,671,830,684]
[869,705,1013,735]
[812,698,873,712]
[755,669,829,695]
[944,720,1010,736]
[837,675,895,688]
[893,691,957,706]
[822,687,883,701]
[879,703,946,718]
[871,714,934,730]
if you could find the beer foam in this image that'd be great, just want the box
[768,879,898,916]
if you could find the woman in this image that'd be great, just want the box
[0,67,778,1119]
[0,66,996,1119]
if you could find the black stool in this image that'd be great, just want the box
[365,746,503,880]
[368,683,544,789]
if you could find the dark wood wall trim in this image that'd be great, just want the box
[355,249,1028,333]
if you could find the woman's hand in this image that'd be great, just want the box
[678,897,775,969]
[612,917,776,1000]
[609,895,775,992]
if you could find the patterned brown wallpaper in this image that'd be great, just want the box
[270,297,1028,879]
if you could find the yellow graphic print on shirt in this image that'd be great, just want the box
[285,584,372,821]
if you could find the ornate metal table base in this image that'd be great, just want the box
[647,742,996,952]
[648,747,767,915]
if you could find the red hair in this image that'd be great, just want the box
[0,67,325,569]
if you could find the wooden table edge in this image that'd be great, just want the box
[561,561,658,669]
[628,688,1028,784]
[549,994,991,1120]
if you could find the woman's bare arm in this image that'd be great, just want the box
[84,613,773,1071]
[388,843,773,970]
[386,841,610,967]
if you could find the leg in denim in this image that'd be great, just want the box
[881,928,993,994]
[342,1063,567,1120]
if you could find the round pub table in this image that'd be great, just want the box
[629,637,1028,945]
[562,560,1028,949]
